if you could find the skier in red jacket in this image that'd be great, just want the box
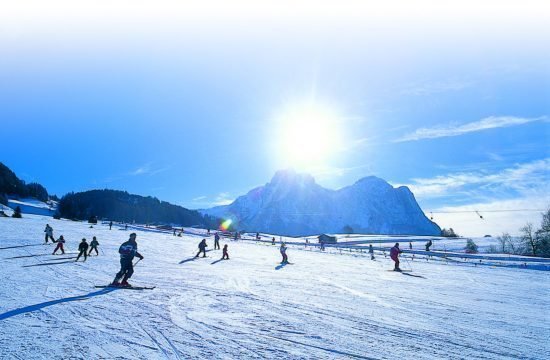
[390,243,402,271]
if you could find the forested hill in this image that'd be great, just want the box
[0,162,49,204]
[58,189,219,228]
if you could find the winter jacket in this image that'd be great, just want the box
[390,246,401,260]
[90,239,99,247]
[198,241,207,250]
[280,244,287,254]
[44,226,53,236]
[78,242,89,252]
[119,240,142,260]
[57,237,65,244]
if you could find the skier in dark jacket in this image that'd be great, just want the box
[214,233,220,250]
[75,238,89,262]
[280,242,288,263]
[425,240,433,251]
[109,221,113,230]
[390,243,402,271]
[196,239,208,258]
[88,236,99,256]
[222,244,229,260]
[271,237,275,245]
[52,235,66,255]
[111,233,144,287]
[368,244,374,260]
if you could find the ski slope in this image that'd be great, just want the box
[0,215,549,359]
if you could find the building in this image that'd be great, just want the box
[318,234,337,243]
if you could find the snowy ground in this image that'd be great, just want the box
[1,215,549,359]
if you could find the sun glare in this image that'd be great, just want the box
[275,102,343,170]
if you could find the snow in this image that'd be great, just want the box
[1,215,549,359]
[6,198,56,216]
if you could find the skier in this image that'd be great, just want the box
[409,242,413,250]
[234,232,238,241]
[214,232,220,250]
[88,236,99,256]
[195,239,208,258]
[109,221,113,230]
[271,237,276,245]
[368,244,374,260]
[256,232,260,240]
[390,243,402,271]
[111,233,144,287]
[425,240,433,252]
[280,242,288,263]
[320,241,325,251]
[75,238,89,262]
[222,244,229,260]
[44,224,55,243]
[125,224,128,230]
[52,235,66,255]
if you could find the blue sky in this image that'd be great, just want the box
[1,0,549,235]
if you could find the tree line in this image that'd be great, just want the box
[58,189,220,229]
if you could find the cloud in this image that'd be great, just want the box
[213,192,234,206]
[128,163,170,177]
[192,196,207,202]
[399,158,550,198]
[394,115,547,142]
[401,79,474,96]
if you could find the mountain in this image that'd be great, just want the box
[0,162,50,204]
[202,169,441,236]
[58,189,219,228]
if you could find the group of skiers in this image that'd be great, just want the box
[45,224,100,260]
[195,237,229,260]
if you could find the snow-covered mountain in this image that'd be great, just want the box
[203,169,441,236]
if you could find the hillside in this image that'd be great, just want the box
[58,189,219,228]
[0,215,547,359]
[203,169,441,236]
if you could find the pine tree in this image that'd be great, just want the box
[12,206,22,218]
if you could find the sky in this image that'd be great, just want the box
[1,0,549,236]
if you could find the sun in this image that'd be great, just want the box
[274,102,343,170]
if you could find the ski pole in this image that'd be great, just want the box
[133,258,142,267]
[404,255,413,271]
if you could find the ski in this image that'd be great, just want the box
[387,269,413,272]
[95,285,156,290]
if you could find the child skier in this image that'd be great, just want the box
[75,238,89,262]
[52,235,66,255]
[272,237,276,245]
[368,244,374,260]
[222,244,229,260]
[195,239,208,258]
[89,236,99,256]
[390,243,402,271]
[280,242,288,263]
[214,232,220,250]
[111,233,144,287]
[44,224,55,243]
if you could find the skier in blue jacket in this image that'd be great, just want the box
[111,233,144,287]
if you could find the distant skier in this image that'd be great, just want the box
[256,232,260,240]
[173,229,176,236]
[368,244,374,260]
[390,243,402,271]
[75,238,89,262]
[52,235,66,255]
[320,241,325,251]
[271,237,276,245]
[111,233,144,287]
[234,232,238,241]
[125,224,128,230]
[44,224,55,243]
[409,242,413,250]
[280,242,288,263]
[214,232,220,250]
[425,240,433,252]
[195,239,208,258]
[222,244,229,260]
[89,236,99,256]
